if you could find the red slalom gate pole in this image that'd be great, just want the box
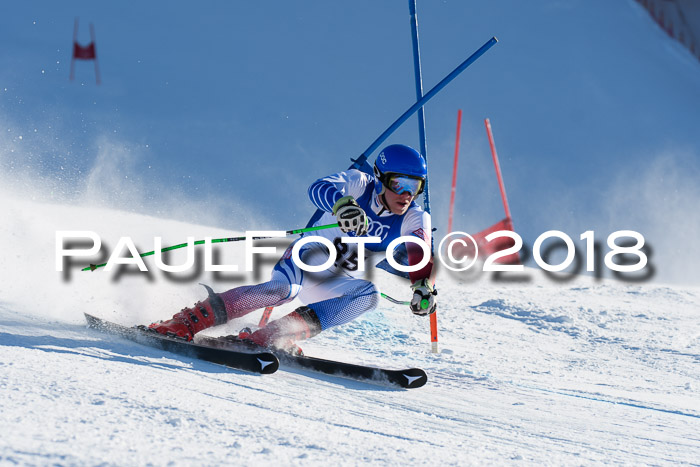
[434,109,463,353]
[90,23,101,85]
[258,306,274,327]
[447,110,463,234]
[484,118,512,221]
[429,312,439,353]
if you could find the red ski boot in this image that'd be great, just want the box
[148,285,229,341]
[243,306,321,355]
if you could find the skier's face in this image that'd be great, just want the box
[383,188,414,215]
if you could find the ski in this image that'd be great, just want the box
[197,335,428,389]
[84,313,279,374]
[279,352,428,389]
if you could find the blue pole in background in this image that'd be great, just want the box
[306,36,497,228]
[358,36,497,166]
[408,0,430,215]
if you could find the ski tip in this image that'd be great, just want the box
[84,313,99,327]
[399,368,428,389]
[257,355,280,374]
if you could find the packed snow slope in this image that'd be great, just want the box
[1,192,699,465]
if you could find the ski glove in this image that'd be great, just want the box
[332,196,368,236]
[410,278,437,316]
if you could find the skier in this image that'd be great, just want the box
[148,144,437,352]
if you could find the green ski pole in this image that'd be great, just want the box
[82,222,339,272]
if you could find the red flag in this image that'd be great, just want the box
[70,18,101,84]
[451,217,520,265]
[73,42,96,60]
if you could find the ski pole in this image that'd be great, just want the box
[380,293,410,306]
[81,222,340,272]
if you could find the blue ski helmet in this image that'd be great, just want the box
[374,144,427,196]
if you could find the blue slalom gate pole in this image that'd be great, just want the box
[408,0,440,353]
[306,36,498,228]
[408,0,430,215]
[356,36,497,168]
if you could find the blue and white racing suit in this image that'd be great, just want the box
[219,169,432,332]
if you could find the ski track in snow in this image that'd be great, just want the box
[1,198,700,464]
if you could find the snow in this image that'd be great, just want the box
[1,195,699,465]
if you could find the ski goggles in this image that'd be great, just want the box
[385,174,425,196]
